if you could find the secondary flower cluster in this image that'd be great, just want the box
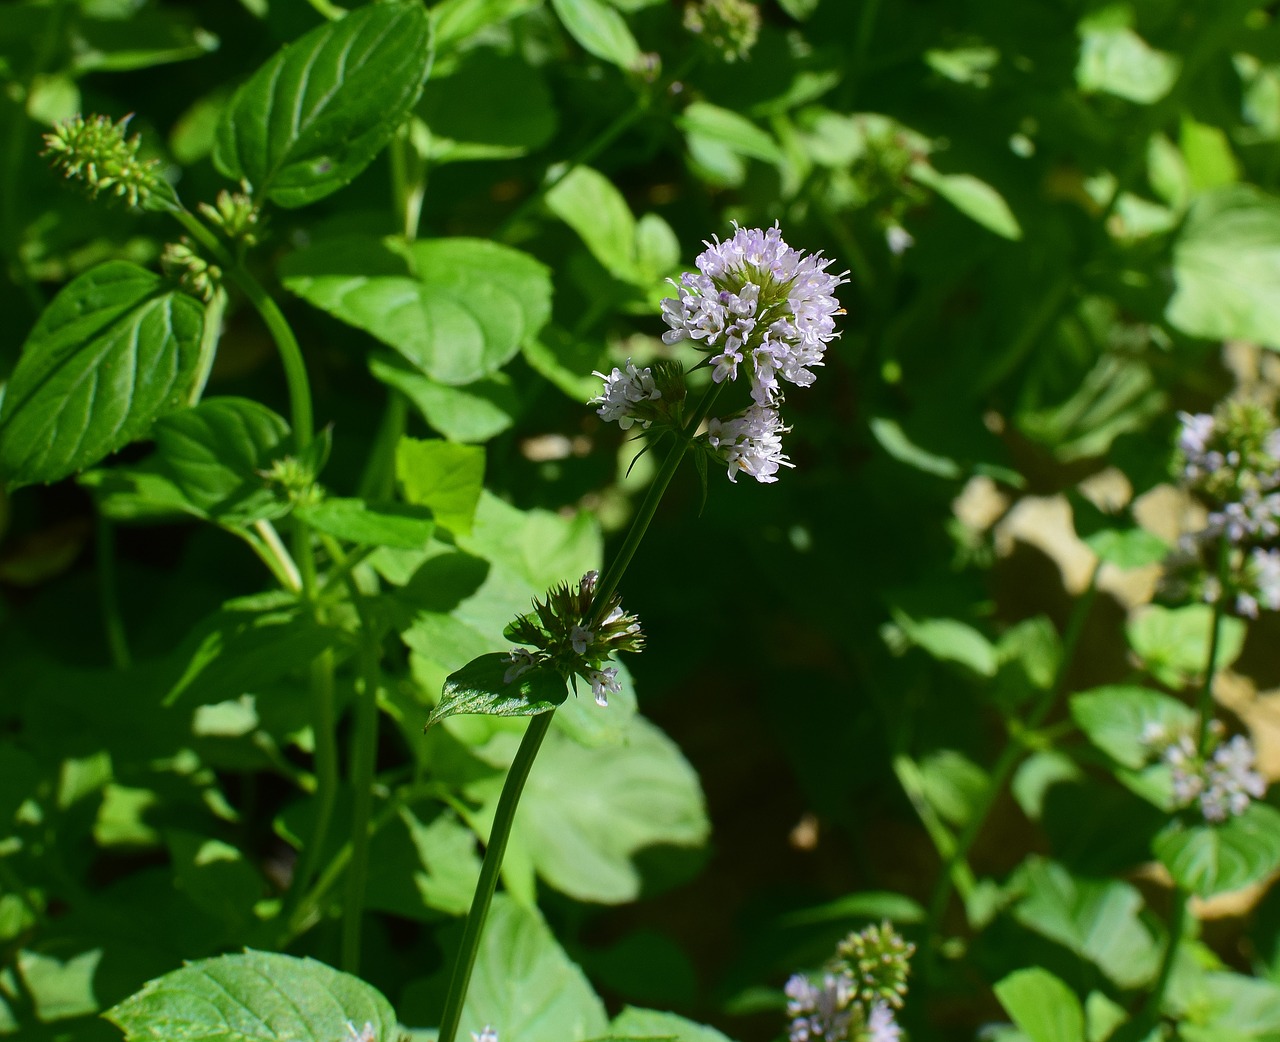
[1170,404,1280,617]
[785,921,914,1042]
[502,571,643,707]
[1143,720,1267,823]
[591,224,845,484]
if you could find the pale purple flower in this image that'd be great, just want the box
[706,404,794,483]
[571,624,593,655]
[785,971,856,1042]
[1252,548,1280,611]
[345,1023,376,1042]
[591,360,662,429]
[885,225,914,255]
[661,223,845,405]
[1207,488,1280,544]
[584,665,620,707]
[867,1003,901,1042]
[471,1028,498,1042]
[503,647,540,684]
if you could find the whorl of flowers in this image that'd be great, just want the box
[785,922,914,1042]
[502,571,643,707]
[1166,404,1280,617]
[43,114,169,210]
[1142,720,1267,823]
[683,0,761,63]
[592,223,844,486]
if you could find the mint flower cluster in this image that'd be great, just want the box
[502,571,643,707]
[591,224,845,484]
[43,113,168,209]
[1143,721,1267,823]
[1171,404,1280,617]
[785,921,913,1042]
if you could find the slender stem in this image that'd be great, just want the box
[253,520,302,593]
[437,712,554,1042]
[171,210,314,451]
[894,754,976,902]
[329,536,383,974]
[925,563,1101,934]
[1144,889,1187,1022]
[591,381,723,622]
[358,392,408,501]
[95,516,132,669]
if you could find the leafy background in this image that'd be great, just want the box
[6,1,1280,1041]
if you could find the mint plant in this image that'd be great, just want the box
[7,2,1280,1042]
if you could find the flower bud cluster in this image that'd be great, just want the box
[43,114,168,209]
[591,223,845,486]
[162,239,222,303]
[1142,720,1267,823]
[785,922,913,1042]
[199,189,263,248]
[683,0,761,63]
[503,571,643,707]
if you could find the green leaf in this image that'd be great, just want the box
[513,716,709,903]
[281,235,552,384]
[778,891,926,926]
[150,396,291,524]
[1085,528,1169,569]
[105,950,397,1042]
[165,594,343,706]
[370,352,519,444]
[459,895,609,1042]
[546,165,640,283]
[295,497,435,550]
[459,492,602,593]
[994,967,1086,1042]
[1126,604,1245,688]
[891,612,998,677]
[550,0,642,70]
[677,101,785,165]
[1012,858,1160,989]
[1167,186,1280,348]
[869,416,963,479]
[1070,685,1197,769]
[610,1008,735,1042]
[910,161,1023,240]
[1155,803,1280,898]
[432,0,543,55]
[0,262,204,489]
[365,806,482,919]
[396,436,485,536]
[213,1,433,207]
[1076,15,1179,104]
[427,652,569,727]
[71,8,219,73]
[919,748,989,828]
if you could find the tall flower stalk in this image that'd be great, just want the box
[433,224,846,1042]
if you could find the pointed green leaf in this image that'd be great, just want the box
[1070,686,1197,769]
[370,352,519,444]
[428,652,568,727]
[610,1008,735,1042]
[0,262,204,489]
[105,949,397,1042]
[910,161,1022,240]
[459,895,609,1042]
[1168,186,1280,348]
[213,1,433,207]
[396,437,485,535]
[1155,803,1280,898]
[1127,604,1245,688]
[545,165,639,283]
[151,396,292,524]
[295,497,435,550]
[994,968,1086,1042]
[550,0,642,70]
[281,235,552,385]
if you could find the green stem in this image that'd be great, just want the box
[357,392,408,501]
[331,539,383,974]
[437,712,554,1042]
[171,211,314,451]
[1144,888,1187,1023]
[925,563,1101,933]
[894,754,976,902]
[95,516,131,669]
[591,380,723,621]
